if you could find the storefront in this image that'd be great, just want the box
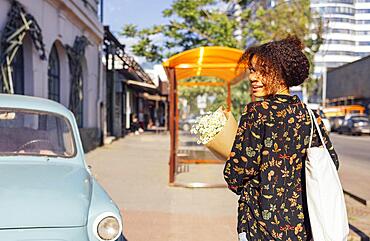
[103,26,168,139]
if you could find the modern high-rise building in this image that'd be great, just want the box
[311,0,370,79]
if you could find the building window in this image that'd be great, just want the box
[319,50,358,56]
[325,39,356,45]
[312,0,353,4]
[323,17,356,24]
[12,46,25,95]
[357,9,370,14]
[331,28,354,34]
[357,30,370,35]
[48,45,60,102]
[356,19,370,24]
[315,6,355,15]
[358,41,370,46]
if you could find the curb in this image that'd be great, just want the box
[350,224,370,241]
[344,189,369,206]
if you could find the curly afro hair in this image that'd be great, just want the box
[238,36,310,95]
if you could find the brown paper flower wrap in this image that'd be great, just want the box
[205,108,238,161]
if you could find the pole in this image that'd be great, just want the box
[169,69,176,184]
[100,0,104,23]
[227,82,231,111]
[322,66,327,107]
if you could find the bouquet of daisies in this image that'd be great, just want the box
[191,107,238,161]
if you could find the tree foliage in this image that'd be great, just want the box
[122,0,251,62]
[248,0,323,95]
[121,0,322,117]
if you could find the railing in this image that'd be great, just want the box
[103,26,155,85]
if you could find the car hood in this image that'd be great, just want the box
[0,162,91,229]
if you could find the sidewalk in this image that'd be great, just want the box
[86,133,370,241]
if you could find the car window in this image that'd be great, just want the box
[0,109,76,157]
[353,118,369,123]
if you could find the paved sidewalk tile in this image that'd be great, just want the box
[86,133,238,241]
[86,133,370,241]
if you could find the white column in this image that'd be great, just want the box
[126,90,131,129]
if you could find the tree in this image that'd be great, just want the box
[121,0,322,118]
[248,0,323,95]
[122,0,251,62]
[177,77,227,116]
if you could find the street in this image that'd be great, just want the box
[331,133,370,204]
[331,133,370,168]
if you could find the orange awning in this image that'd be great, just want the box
[162,46,245,84]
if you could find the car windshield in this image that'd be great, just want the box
[353,118,369,123]
[0,108,76,157]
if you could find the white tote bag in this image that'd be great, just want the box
[306,108,349,241]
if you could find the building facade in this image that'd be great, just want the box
[0,0,104,151]
[311,0,370,77]
[327,55,370,115]
[103,27,168,140]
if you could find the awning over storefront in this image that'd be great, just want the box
[141,92,167,101]
[126,80,158,94]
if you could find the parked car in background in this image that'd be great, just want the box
[337,114,370,135]
[307,103,331,132]
[0,94,124,241]
[179,116,197,132]
[323,105,365,132]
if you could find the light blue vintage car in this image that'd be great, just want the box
[0,94,124,241]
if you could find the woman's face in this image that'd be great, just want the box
[248,56,268,98]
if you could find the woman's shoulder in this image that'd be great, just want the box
[242,100,271,116]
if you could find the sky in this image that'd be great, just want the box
[102,0,174,65]
[103,0,173,34]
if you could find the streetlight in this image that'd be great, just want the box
[100,0,104,23]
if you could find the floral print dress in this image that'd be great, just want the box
[224,94,339,241]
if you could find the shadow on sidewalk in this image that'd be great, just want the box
[350,224,370,241]
[118,234,129,241]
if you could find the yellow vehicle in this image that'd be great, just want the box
[323,105,365,118]
[323,105,366,131]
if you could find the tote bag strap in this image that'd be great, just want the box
[307,107,326,149]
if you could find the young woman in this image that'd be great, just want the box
[223,36,339,241]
